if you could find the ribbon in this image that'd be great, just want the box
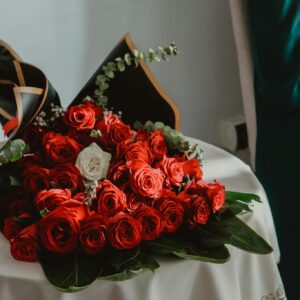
[0,40,61,149]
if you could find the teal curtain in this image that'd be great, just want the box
[249,1,300,298]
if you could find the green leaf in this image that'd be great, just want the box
[133,49,139,58]
[99,248,159,282]
[117,60,126,72]
[221,216,273,254]
[224,199,253,215]
[226,191,261,203]
[9,176,21,186]
[193,215,273,255]
[0,139,26,165]
[40,252,104,292]
[142,237,186,255]
[105,70,115,79]
[139,52,146,63]
[124,53,131,65]
[100,268,142,281]
[173,245,230,264]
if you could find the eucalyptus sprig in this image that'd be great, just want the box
[0,139,29,166]
[95,42,179,106]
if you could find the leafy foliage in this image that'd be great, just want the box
[39,191,272,292]
[0,139,28,166]
[95,43,179,106]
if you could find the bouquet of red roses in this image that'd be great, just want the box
[0,35,272,292]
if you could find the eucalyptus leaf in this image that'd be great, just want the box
[124,53,131,65]
[117,60,126,72]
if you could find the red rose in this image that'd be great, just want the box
[2,218,22,241]
[51,163,84,191]
[148,130,167,160]
[68,130,95,146]
[132,205,162,240]
[187,195,210,226]
[23,166,50,193]
[34,189,72,212]
[126,193,147,212]
[95,114,132,150]
[116,139,152,163]
[128,160,165,199]
[73,192,87,203]
[64,102,96,131]
[182,159,202,181]
[10,224,39,262]
[83,101,104,119]
[96,180,127,217]
[206,181,226,213]
[107,161,129,189]
[79,214,108,255]
[153,191,184,233]
[43,132,82,164]
[39,201,89,254]
[21,125,44,150]
[7,199,31,220]
[156,156,184,187]
[134,129,149,141]
[109,212,142,250]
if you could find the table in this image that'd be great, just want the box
[0,138,285,300]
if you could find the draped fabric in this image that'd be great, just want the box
[249,1,300,298]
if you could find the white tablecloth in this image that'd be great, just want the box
[0,138,285,300]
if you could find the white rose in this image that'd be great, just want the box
[75,143,111,181]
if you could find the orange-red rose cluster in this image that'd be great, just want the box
[0,101,225,262]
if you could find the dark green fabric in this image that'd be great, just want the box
[249,1,300,298]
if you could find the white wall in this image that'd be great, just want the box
[0,0,243,146]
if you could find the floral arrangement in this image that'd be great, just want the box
[0,40,272,292]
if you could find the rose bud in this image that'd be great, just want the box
[187,195,210,226]
[75,143,111,181]
[128,160,165,199]
[79,214,108,255]
[34,189,72,212]
[206,181,226,213]
[39,201,89,254]
[10,224,39,262]
[43,132,82,165]
[95,114,132,151]
[23,166,50,193]
[153,191,185,233]
[2,217,22,241]
[132,205,162,241]
[109,212,142,250]
[51,163,84,191]
[96,180,127,217]
[64,102,96,131]
[148,130,167,160]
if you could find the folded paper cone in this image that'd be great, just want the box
[71,33,180,130]
[0,40,61,149]
[0,33,180,149]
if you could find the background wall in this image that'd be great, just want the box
[0,0,243,147]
